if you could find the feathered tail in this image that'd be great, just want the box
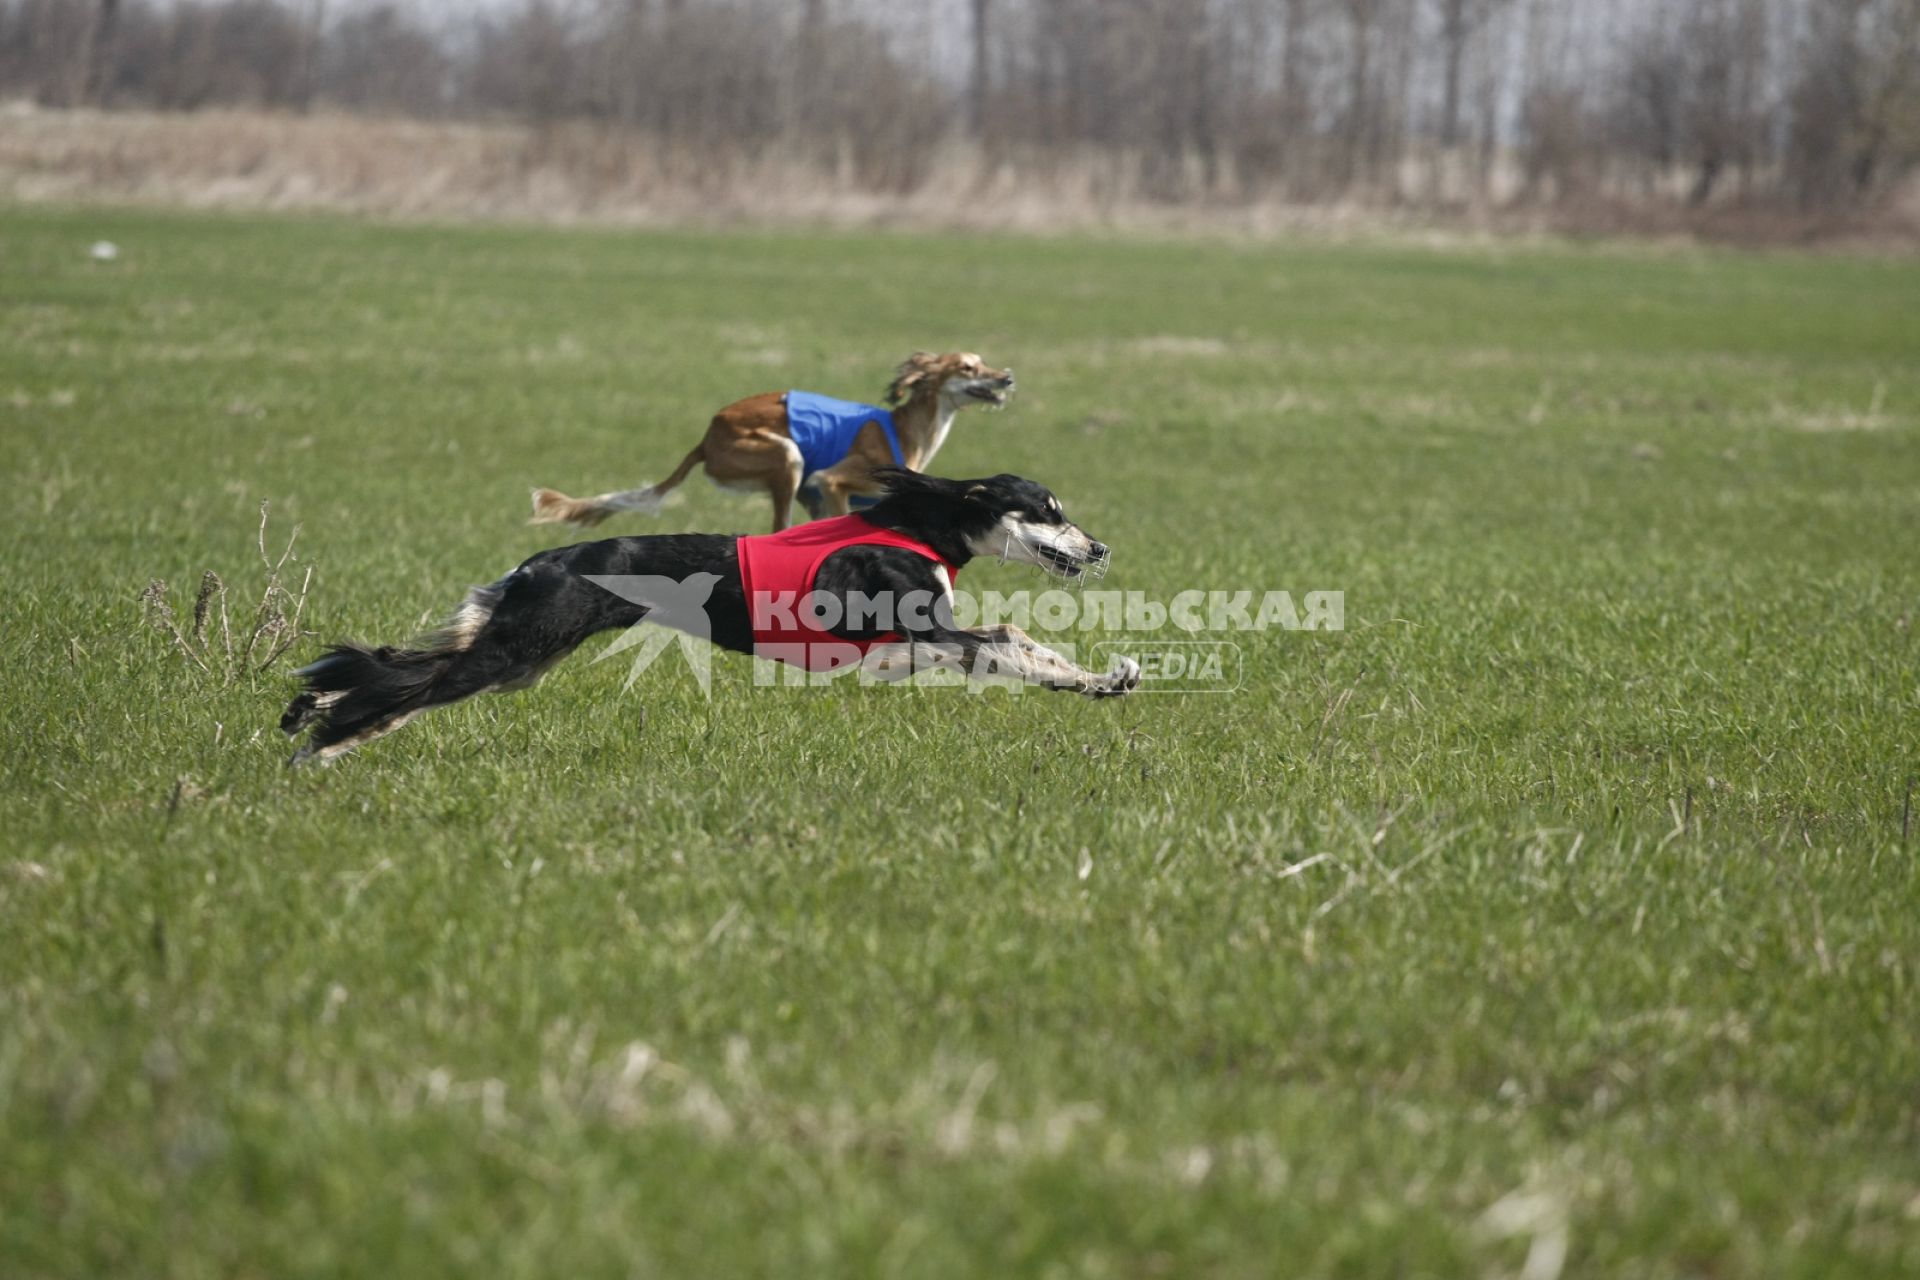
[530,444,704,527]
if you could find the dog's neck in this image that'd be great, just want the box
[859,501,984,572]
[890,390,959,470]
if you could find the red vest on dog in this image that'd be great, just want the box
[737,515,957,673]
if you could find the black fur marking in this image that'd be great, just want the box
[280,474,1123,763]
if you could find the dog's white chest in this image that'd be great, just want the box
[922,404,958,466]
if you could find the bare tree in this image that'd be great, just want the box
[321,4,447,116]
[2,0,1912,221]
[1340,0,1376,181]
[82,0,120,103]
[970,0,990,137]
[1437,0,1509,148]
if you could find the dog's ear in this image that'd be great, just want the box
[966,475,1027,505]
[874,468,970,501]
[885,352,943,406]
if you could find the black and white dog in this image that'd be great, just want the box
[281,471,1140,763]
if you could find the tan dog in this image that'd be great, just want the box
[530,352,1015,533]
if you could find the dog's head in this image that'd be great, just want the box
[885,351,1016,410]
[868,469,1109,580]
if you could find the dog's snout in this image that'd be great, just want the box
[1090,541,1110,560]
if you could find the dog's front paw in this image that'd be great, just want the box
[1087,655,1140,698]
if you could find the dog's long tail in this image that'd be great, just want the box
[280,574,521,765]
[280,644,462,764]
[281,553,655,765]
[530,444,705,527]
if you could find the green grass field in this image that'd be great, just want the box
[3,206,1918,1277]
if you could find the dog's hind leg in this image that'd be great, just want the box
[282,644,474,764]
[767,438,806,532]
[284,557,650,764]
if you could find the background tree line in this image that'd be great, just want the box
[5,0,1918,211]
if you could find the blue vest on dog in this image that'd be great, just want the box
[786,391,904,480]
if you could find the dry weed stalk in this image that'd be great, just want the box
[141,501,314,683]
